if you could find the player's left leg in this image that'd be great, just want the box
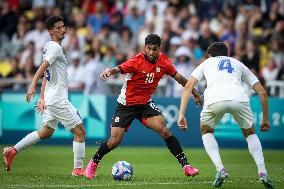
[233,102,274,188]
[57,101,85,176]
[242,127,267,174]
[71,123,86,176]
[201,125,225,173]
[145,115,199,177]
[3,105,58,171]
[242,127,274,188]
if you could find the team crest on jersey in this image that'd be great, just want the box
[156,67,160,72]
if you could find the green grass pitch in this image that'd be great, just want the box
[0,145,283,189]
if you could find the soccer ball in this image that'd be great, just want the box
[111,161,133,181]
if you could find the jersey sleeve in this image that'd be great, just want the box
[118,57,137,74]
[190,63,204,81]
[241,63,259,87]
[43,42,60,65]
[163,57,176,77]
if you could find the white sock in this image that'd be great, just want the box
[73,141,85,169]
[14,131,41,152]
[202,133,225,172]
[246,134,267,175]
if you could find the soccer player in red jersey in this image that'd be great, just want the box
[85,34,203,179]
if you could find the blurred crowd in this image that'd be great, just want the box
[0,0,284,97]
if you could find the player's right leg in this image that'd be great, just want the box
[3,125,55,171]
[4,106,57,171]
[85,127,125,179]
[86,103,135,179]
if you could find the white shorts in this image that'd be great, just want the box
[42,101,82,131]
[200,101,254,129]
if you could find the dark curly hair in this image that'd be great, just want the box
[207,42,228,57]
[145,34,161,46]
[46,16,64,30]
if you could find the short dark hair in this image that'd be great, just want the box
[207,42,228,57]
[145,34,161,46]
[46,16,64,30]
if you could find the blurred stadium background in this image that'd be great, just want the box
[0,0,284,188]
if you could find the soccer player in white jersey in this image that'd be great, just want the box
[178,42,274,188]
[3,16,86,176]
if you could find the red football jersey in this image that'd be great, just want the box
[117,52,177,105]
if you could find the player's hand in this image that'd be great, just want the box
[177,116,188,131]
[26,86,36,103]
[260,121,270,132]
[35,98,46,114]
[100,68,111,81]
[193,94,204,107]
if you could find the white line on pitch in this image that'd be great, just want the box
[0,180,283,189]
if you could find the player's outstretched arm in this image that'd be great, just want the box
[100,67,121,81]
[26,61,49,103]
[252,82,270,132]
[178,76,198,130]
[173,72,203,107]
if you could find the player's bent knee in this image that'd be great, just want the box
[78,126,86,137]
[72,124,86,142]
[242,127,255,138]
[73,133,85,142]
[159,126,171,139]
[38,131,53,139]
[108,138,121,149]
[74,131,86,142]
[200,124,214,134]
[38,126,54,139]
